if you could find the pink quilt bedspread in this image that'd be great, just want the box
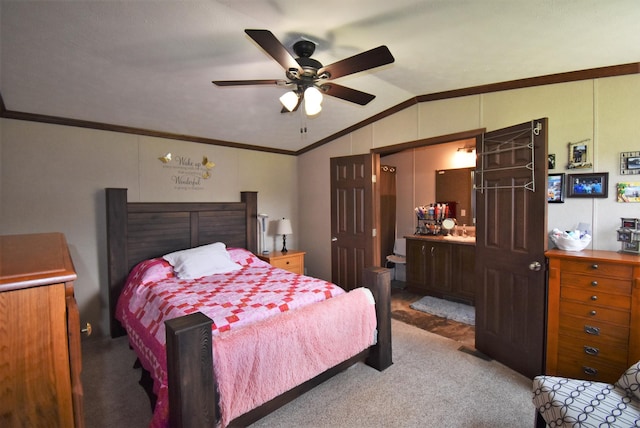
[115,248,377,427]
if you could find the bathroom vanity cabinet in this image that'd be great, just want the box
[405,235,475,304]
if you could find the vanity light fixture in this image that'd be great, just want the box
[457,143,476,153]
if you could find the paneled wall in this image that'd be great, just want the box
[298,74,640,281]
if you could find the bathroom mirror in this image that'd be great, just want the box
[435,167,475,226]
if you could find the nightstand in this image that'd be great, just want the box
[257,250,305,275]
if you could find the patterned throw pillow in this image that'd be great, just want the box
[616,360,640,400]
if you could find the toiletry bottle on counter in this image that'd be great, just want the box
[462,224,467,237]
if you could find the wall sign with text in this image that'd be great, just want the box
[158,153,216,191]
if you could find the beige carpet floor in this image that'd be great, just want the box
[82,319,535,427]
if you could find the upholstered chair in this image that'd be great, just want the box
[532,361,640,427]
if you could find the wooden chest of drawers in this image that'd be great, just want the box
[0,233,84,428]
[545,249,640,383]
[256,250,305,275]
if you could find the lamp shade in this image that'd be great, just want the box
[304,86,323,116]
[276,218,293,235]
[279,91,299,112]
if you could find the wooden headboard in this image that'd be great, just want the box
[106,188,257,337]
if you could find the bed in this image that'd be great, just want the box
[105,188,392,427]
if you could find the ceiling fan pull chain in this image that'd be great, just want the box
[299,109,308,135]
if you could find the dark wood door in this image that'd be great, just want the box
[475,119,548,379]
[330,154,379,291]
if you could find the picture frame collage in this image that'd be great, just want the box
[547,144,639,203]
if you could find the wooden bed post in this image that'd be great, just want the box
[364,266,393,371]
[241,191,258,253]
[165,312,217,428]
[106,188,129,337]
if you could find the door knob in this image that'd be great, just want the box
[331,237,337,242]
[529,261,542,271]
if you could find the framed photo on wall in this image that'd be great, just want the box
[620,151,640,175]
[547,173,565,203]
[567,140,593,169]
[567,172,608,198]
[617,182,640,202]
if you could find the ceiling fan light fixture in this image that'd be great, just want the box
[279,91,299,112]
[305,101,322,116]
[304,86,323,116]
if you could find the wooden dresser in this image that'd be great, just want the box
[257,250,305,275]
[545,249,640,383]
[0,233,84,427]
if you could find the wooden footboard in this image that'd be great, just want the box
[165,266,392,427]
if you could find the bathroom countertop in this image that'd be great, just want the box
[404,234,476,246]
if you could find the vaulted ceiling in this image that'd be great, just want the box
[2,1,639,154]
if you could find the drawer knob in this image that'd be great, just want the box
[590,295,598,301]
[590,310,597,316]
[591,264,599,269]
[584,325,600,335]
[583,366,598,376]
[584,346,599,356]
[81,322,92,336]
[591,281,598,286]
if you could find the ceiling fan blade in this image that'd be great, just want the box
[245,29,302,74]
[212,79,287,86]
[318,45,394,80]
[320,83,376,106]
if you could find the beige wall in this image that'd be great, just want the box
[0,119,298,336]
[298,73,640,281]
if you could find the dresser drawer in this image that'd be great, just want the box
[559,259,633,279]
[557,353,626,383]
[560,300,630,326]
[560,287,631,310]
[560,272,632,295]
[559,314,629,347]
[270,256,303,274]
[257,251,305,275]
[558,333,629,367]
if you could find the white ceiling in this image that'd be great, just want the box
[2,1,639,153]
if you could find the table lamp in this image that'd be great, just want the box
[276,218,292,253]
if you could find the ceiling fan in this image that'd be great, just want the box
[212,29,395,115]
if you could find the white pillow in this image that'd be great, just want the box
[162,242,242,279]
